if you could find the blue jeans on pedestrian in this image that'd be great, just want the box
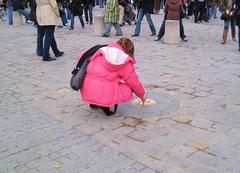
[64,8,71,20]
[70,14,84,29]
[36,25,44,56]
[61,11,68,26]
[134,8,156,36]
[84,4,93,23]
[103,23,122,36]
[38,25,60,59]
[17,9,30,22]
[224,18,236,37]
[7,6,13,25]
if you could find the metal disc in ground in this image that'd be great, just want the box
[117,92,179,117]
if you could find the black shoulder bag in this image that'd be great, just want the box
[70,44,107,91]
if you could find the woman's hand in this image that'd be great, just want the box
[140,96,146,103]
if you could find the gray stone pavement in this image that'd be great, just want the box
[0,8,240,173]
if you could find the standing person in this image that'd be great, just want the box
[154,0,187,41]
[194,0,206,23]
[69,0,85,30]
[36,0,64,61]
[78,37,145,116]
[102,0,123,37]
[132,0,156,37]
[220,0,236,44]
[84,0,95,24]
[6,0,13,25]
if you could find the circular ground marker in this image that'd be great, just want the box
[118,92,179,117]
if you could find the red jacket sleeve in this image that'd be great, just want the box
[117,62,145,98]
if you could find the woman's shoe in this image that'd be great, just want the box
[154,37,160,41]
[43,57,56,61]
[55,51,64,57]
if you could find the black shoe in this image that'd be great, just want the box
[102,34,109,37]
[90,21,93,25]
[181,37,188,42]
[55,51,64,57]
[120,22,125,27]
[151,33,156,36]
[43,57,56,61]
[131,34,139,37]
[90,104,99,109]
[116,34,123,36]
[154,37,160,41]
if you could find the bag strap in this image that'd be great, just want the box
[76,44,107,69]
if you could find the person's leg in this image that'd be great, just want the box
[78,15,85,28]
[7,6,13,25]
[61,11,68,26]
[103,23,112,36]
[70,13,74,29]
[179,19,187,41]
[89,4,93,24]
[84,5,89,23]
[119,5,124,25]
[36,25,44,56]
[155,19,165,41]
[133,8,144,36]
[113,22,123,36]
[17,9,30,22]
[43,26,56,60]
[231,18,236,41]
[238,25,240,51]
[145,12,156,35]
[221,19,229,44]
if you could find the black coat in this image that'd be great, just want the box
[70,0,84,16]
[137,0,154,13]
[13,0,25,10]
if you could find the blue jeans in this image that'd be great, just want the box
[103,23,122,36]
[224,18,236,38]
[61,11,68,26]
[17,9,30,22]
[38,26,60,59]
[70,14,84,29]
[7,6,13,25]
[134,8,156,36]
[64,8,71,20]
[36,25,44,56]
[84,4,93,23]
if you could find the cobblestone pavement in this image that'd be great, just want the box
[1,8,240,173]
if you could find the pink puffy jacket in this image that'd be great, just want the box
[77,43,145,107]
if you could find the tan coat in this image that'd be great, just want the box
[36,0,60,26]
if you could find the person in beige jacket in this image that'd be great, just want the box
[36,0,64,61]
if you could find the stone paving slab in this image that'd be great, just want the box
[0,7,240,173]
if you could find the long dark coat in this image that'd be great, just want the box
[70,0,84,16]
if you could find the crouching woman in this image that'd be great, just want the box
[79,37,145,116]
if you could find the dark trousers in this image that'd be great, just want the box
[194,1,206,22]
[157,19,185,39]
[37,25,60,59]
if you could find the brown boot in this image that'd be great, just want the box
[232,32,237,42]
[221,29,228,44]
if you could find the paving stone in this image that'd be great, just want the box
[171,114,192,124]
[185,140,208,151]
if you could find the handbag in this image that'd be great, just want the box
[70,58,89,91]
[70,44,107,91]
